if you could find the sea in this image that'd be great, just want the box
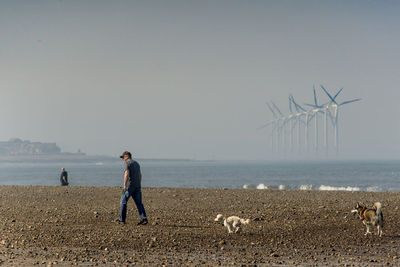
[0,159,399,192]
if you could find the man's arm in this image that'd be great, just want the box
[123,170,129,191]
[139,172,142,183]
[61,173,67,183]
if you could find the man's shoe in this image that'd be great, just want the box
[116,219,126,224]
[137,218,148,225]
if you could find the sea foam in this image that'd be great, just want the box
[257,183,269,190]
[242,183,269,189]
[299,184,313,190]
[278,185,288,190]
[243,184,257,189]
[243,184,367,192]
[366,186,382,192]
[318,185,360,191]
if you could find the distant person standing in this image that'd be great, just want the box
[60,168,69,186]
[118,151,148,225]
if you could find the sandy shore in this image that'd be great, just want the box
[0,186,400,266]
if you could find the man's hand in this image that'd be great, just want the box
[123,170,129,192]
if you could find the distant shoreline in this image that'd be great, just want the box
[0,154,195,163]
[2,155,399,163]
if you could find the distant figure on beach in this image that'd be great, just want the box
[117,151,148,225]
[60,168,69,186]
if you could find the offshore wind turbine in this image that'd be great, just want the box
[260,101,285,154]
[290,94,307,153]
[261,84,360,158]
[304,86,326,154]
[264,102,280,152]
[259,102,279,153]
[320,85,361,153]
[271,102,286,153]
[288,96,295,152]
[320,86,343,153]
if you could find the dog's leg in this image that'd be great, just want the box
[227,224,233,234]
[232,221,240,233]
[365,225,371,235]
[377,225,383,237]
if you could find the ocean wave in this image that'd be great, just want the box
[299,184,313,190]
[242,183,269,189]
[278,185,288,190]
[318,185,360,191]
[243,183,370,192]
[243,184,257,189]
[257,184,269,190]
[366,186,382,192]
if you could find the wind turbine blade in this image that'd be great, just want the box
[266,102,278,118]
[313,85,318,106]
[307,113,316,123]
[320,85,337,104]
[291,95,307,112]
[289,95,293,113]
[272,102,284,117]
[297,104,307,112]
[340,98,361,106]
[281,118,291,127]
[304,103,318,108]
[326,109,335,125]
[257,122,271,130]
[333,88,343,101]
[290,95,298,112]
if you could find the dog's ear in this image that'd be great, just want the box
[356,202,360,208]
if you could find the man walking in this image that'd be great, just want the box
[60,168,69,186]
[118,151,148,225]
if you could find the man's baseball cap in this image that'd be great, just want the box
[120,151,132,159]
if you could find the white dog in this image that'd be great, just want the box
[215,214,250,233]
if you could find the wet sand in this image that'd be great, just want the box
[0,186,400,266]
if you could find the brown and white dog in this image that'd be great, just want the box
[215,214,250,233]
[351,202,383,237]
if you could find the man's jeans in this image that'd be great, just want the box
[120,187,147,222]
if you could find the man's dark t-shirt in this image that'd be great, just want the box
[60,171,68,186]
[124,159,141,189]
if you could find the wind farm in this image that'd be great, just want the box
[261,85,361,158]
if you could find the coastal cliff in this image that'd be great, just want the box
[0,138,61,156]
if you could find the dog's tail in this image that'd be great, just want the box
[374,202,383,223]
[215,214,224,222]
[240,218,250,225]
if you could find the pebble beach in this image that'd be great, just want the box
[1,186,400,266]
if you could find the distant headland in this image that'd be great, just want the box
[0,138,192,163]
[0,138,68,156]
[0,138,87,162]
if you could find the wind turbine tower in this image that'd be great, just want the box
[305,86,325,154]
[271,102,286,154]
[265,102,279,152]
[290,94,307,154]
[320,86,361,154]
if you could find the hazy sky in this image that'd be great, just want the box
[1,1,399,160]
